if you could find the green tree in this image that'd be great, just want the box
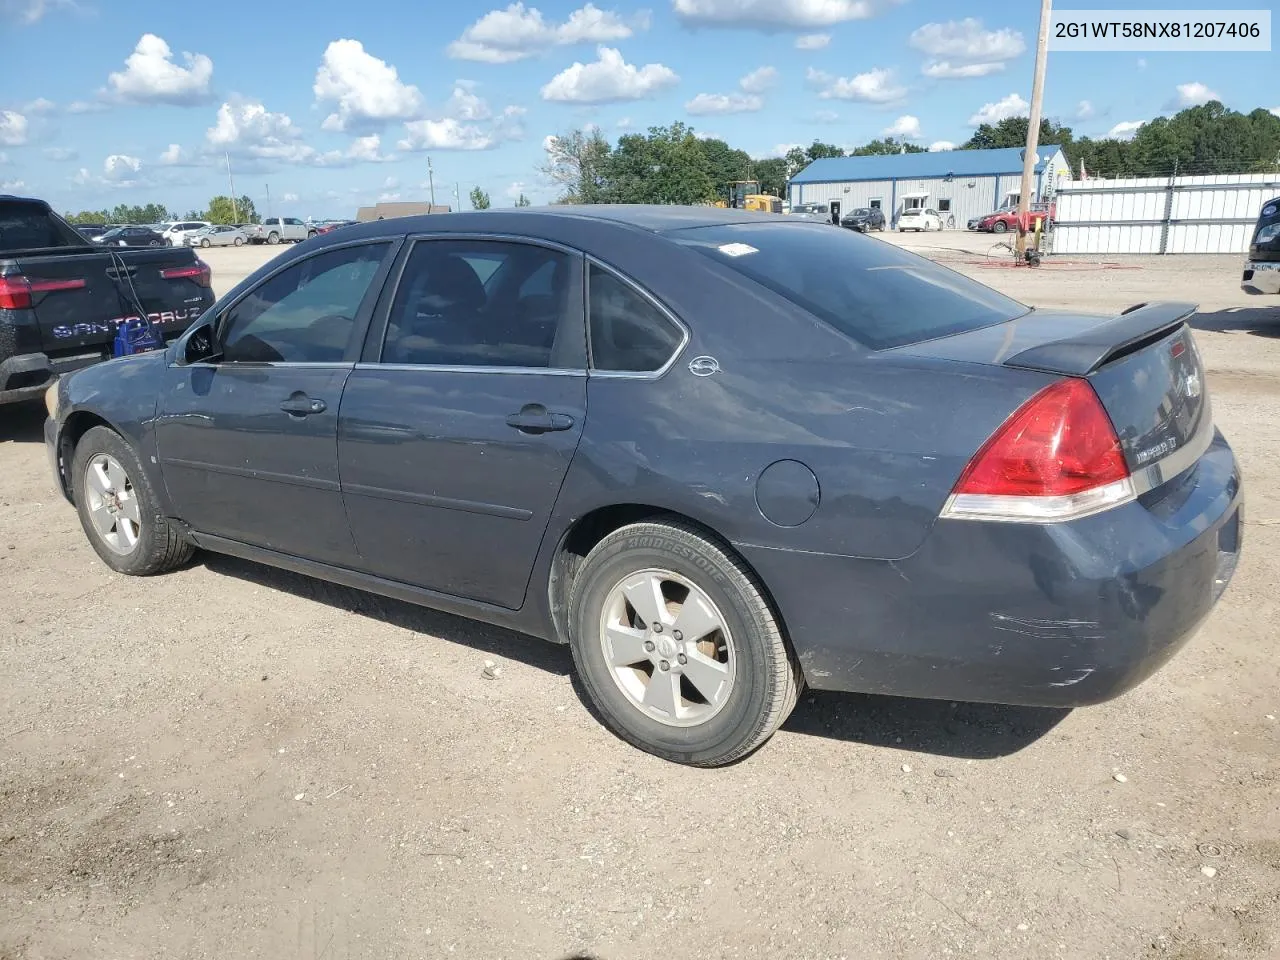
[105,203,174,224]
[540,128,613,203]
[850,137,927,156]
[515,193,531,207]
[63,209,110,224]
[962,117,1075,152]
[469,186,491,210]
[607,123,717,204]
[752,157,789,198]
[784,141,845,178]
[203,195,258,224]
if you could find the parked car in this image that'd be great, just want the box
[245,217,311,244]
[975,203,1055,234]
[1241,196,1280,295]
[314,219,357,236]
[185,224,248,248]
[840,207,886,232]
[44,206,1242,766]
[94,225,169,247]
[75,224,108,241]
[158,220,211,246]
[897,208,943,232]
[0,194,214,408]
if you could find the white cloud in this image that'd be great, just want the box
[813,109,839,123]
[106,34,214,105]
[446,81,492,121]
[0,179,25,190]
[922,61,1004,79]
[208,100,301,150]
[1075,99,1095,120]
[158,143,187,165]
[377,191,401,202]
[103,154,143,183]
[739,65,777,94]
[382,175,400,189]
[314,39,424,131]
[1173,81,1219,108]
[43,146,77,161]
[883,115,921,139]
[2,0,77,25]
[344,134,394,163]
[0,111,29,146]
[807,67,905,104]
[909,18,1024,60]
[398,118,500,151]
[927,140,955,151]
[449,2,646,62]
[756,142,801,160]
[968,92,1028,125]
[795,33,830,49]
[674,0,899,29]
[541,46,678,103]
[1107,120,1146,139]
[686,92,763,114]
[23,98,57,114]
[281,192,299,202]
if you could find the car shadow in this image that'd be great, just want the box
[1190,306,1280,338]
[781,690,1069,760]
[0,401,46,444]
[202,552,1067,760]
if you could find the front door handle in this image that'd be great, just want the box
[505,403,575,434]
[280,394,327,417]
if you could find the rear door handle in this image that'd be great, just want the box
[280,394,327,416]
[505,404,575,434]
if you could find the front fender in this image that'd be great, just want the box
[53,350,169,510]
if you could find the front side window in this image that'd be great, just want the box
[382,239,583,369]
[587,263,685,373]
[219,242,390,364]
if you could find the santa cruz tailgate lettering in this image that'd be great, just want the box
[52,307,202,340]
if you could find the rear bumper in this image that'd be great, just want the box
[741,431,1243,707]
[0,351,102,407]
[1242,262,1280,295]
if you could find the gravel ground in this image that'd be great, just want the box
[1,230,1278,960]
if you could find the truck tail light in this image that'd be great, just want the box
[161,261,211,287]
[0,274,86,309]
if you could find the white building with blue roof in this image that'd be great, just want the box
[788,146,1071,229]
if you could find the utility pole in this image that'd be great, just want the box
[265,183,272,219]
[225,153,239,223]
[427,157,436,208]
[1016,0,1053,257]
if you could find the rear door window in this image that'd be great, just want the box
[673,222,1028,350]
[587,263,685,373]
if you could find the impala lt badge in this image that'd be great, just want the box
[688,356,720,377]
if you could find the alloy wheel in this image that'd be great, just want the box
[83,453,141,555]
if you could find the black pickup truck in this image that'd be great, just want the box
[0,195,215,408]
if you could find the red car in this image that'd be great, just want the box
[313,220,357,236]
[976,202,1055,234]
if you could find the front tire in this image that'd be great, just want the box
[992,220,1008,234]
[200,238,211,247]
[71,426,194,576]
[234,236,244,246]
[568,520,801,767]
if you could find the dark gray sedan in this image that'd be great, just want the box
[43,206,1243,766]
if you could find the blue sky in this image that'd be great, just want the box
[1,0,1276,217]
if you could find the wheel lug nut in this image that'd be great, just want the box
[673,630,683,641]
[677,653,687,665]
[644,640,655,652]
[652,623,663,633]
[659,660,670,671]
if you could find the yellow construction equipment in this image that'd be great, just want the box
[714,180,783,213]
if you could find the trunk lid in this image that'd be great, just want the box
[895,302,1212,479]
[3,247,211,354]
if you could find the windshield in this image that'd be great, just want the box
[673,221,1028,350]
[849,209,871,217]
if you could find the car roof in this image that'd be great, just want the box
[332,204,794,244]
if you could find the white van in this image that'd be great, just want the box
[158,220,211,246]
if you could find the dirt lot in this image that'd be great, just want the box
[2,231,1278,960]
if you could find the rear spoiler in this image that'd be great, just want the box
[1003,302,1197,377]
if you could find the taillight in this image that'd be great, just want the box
[161,261,211,287]
[942,378,1135,523]
[0,274,86,309]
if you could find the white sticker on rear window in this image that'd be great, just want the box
[718,242,758,257]
[1264,204,1277,216]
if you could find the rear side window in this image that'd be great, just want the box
[0,201,89,252]
[674,222,1027,350]
[587,264,684,373]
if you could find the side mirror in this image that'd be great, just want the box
[179,318,221,365]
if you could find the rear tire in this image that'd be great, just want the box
[307,230,317,239]
[567,520,801,767]
[234,236,244,246]
[267,232,279,245]
[992,220,1008,234]
[70,426,194,576]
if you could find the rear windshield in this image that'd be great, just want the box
[0,200,92,253]
[673,222,1028,350]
